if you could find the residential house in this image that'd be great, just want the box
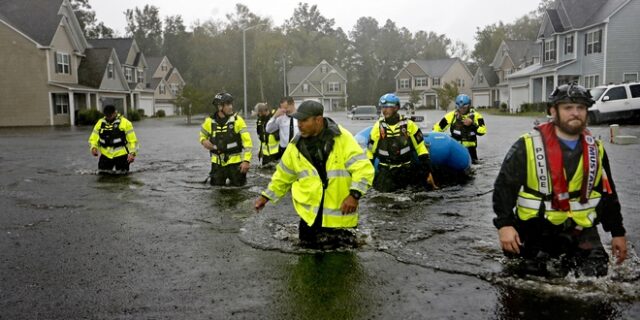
[287,60,347,111]
[146,56,186,116]
[89,38,155,116]
[77,47,130,115]
[395,58,473,110]
[507,0,640,112]
[0,0,93,126]
[471,40,538,108]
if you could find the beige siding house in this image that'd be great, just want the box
[145,56,186,116]
[287,60,347,111]
[395,58,473,110]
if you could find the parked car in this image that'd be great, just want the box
[588,82,640,124]
[348,105,379,120]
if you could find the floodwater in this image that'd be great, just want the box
[1,110,639,319]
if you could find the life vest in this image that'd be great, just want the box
[516,125,609,228]
[375,117,413,165]
[98,116,127,148]
[450,111,477,142]
[257,111,280,157]
[209,113,243,156]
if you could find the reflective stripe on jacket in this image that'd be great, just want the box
[257,112,280,157]
[367,116,428,167]
[516,131,604,227]
[88,114,138,159]
[199,113,253,166]
[262,120,374,228]
[432,109,486,147]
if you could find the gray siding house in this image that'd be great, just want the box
[287,60,347,111]
[507,0,640,112]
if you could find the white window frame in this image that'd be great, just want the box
[159,84,166,94]
[320,65,328,73]
[564,35,574,54]
[586,30,601,55]
[137,69,144,83]
[327,82,340,92]
[53,93,69,114]
[415,77,427,87]
[432,77,441,86]
[56,52,71,74]
[170,83,179,94]
[456,79,465,87]
[583,74,600,88]
[125,67,133,82]
[302,83,309,92]
[107,62,114,79]
[544,38,556,62]
[161,63,167,72]
[399,79,410,89]
[478,74,484,83]
[623,73,638,83]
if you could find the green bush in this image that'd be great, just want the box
[500,102,508,112]
[156,110,166,118]
[137,109,146,117]
[128,110,141,122]
[77,108,103,125]
[519,102,547,113]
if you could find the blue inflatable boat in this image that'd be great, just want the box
[354,126,471,174]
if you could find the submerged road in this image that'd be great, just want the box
[1,110,639,319]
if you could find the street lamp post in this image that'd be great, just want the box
[242,24,266,118]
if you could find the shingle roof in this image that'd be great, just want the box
[413,58,459,77]
[78,48,112,88]
[545,0,627,34]
[287,66,315,83]
[146,56,164,74]
[479,66,499,87]
[0,0,64,45]
[88,38,133,64]
[504,40,539,67]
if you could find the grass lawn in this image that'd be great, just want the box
[478,108,546,117]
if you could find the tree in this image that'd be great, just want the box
[70,0,114,38]
[162,15,190,72]
[125,5,163,57]
[413,31,451,60]
[434,82,459,110]
[409,90,422,107]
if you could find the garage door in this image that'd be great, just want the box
[510,86,529,113]
[156,103,174,116]
[472,93,489,108]
[139,97,154,117]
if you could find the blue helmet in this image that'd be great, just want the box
[379,93,400,108]
[455,94,471,109]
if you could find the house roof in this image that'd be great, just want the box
[88,38,134,64]
[78,48,112,88]
[148,78,163,90]
[287,66,316,83]
[0,0,65,45]
[508,59,576,79]
[542,0,628,36]
[503,40,539,67]
[146,56,164,74]
[413,58,458,77]
[478,66,499,87]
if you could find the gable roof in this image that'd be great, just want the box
[477,66,499,87]
[504,40,538,66]
[287,66,316,84]
[88,38,134,63]
[413,58,459,77]
[78,48,112,88]
[0,0,65,45]
[540,0,628,37]
[146,56,164,74]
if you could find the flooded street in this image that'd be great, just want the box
[1,110,639,319]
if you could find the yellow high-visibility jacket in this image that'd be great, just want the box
[433,109,486,147]
[199,113,253,166]
[88,114,138,159]
[367,116,428,167]
[262,119,374,228]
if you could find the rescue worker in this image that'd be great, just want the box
[254,100,375,248]
[88,105,138,174]
[255,102,280,166]
[367,93,433,192]
[265,96,298,157]
[493,83,627,277]
[199,92,253,186]
[433,94,486,164]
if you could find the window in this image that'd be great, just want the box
[52,94,69,114]
[137,70,144,83]
[564,35,574,54]
[170,83,179,94]
[161,63,167,71]
[432,77,441,86]
[415,77,427,87]
[456,79,465,87]
[399,79,410,89]
[585,30,602,55]
[327,82,340,92]
[320,65,328,73]
[623,73,638,83]
[629,84,640,98]
[107,62,114,79]
[583,74,600,88]
[55,52,70,74]
[302,83,309,92]
[544,38,556,61]
[604,86,627,101]
[159,84,166,94]
[125,67,133,82]
[478,74,484,83]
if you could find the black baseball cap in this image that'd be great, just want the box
[291,100,324,120]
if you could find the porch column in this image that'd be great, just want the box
[86,93,91,110]
[541,77,547,103]
[68,91,76,126]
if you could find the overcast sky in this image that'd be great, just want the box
[92,0,542,47]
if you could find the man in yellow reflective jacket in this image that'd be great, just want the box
[88,105,138,174]
[254,100,375,248]
[433,94,486,164]
[368,93,433,192]
[255,102,280,166]
[493,83,627,277]
[199,92,253,186]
